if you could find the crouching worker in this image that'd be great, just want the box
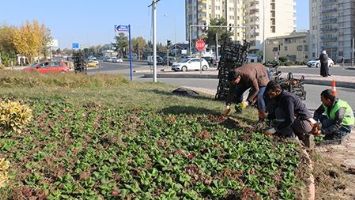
[264,81,316,142]
[313,89,354,141]
[223,63,269,121]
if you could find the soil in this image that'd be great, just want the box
[312,131,355,200]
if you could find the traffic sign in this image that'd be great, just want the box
[195,39,205,52]
[72,43,80,49]
[115,25,129,32]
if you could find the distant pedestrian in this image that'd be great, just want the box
[319,50,329,77]
[341,56,344,67]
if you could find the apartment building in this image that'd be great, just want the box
[310,0,355,62]
[265,31,309,62]
[185,0,296,54]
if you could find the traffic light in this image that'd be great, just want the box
[167,40,171,47]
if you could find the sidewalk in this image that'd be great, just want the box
[141,68,355,89]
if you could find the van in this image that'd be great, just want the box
[147,56,164,65]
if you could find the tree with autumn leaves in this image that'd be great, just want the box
[0,20,52,65]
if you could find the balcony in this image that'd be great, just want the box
[320,36,338,42]
[322,8,337,13]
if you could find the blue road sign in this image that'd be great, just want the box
[72,43,80,49]
[115,25,129,32]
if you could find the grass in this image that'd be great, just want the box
[0,71,307,199]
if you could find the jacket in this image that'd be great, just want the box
[234,63,269,102]
[314,99,354,126]
[269,90,312,130]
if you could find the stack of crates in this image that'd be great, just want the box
[215,39,250,100]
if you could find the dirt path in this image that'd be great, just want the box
[315,130,355,199]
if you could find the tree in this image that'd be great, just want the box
[114,33,128,57]
[205,18,233,47]
[12,20,51,63]
[0,25,17,66]
[132,37,146,60]
[41,28,52,59]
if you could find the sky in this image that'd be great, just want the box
[0,0,309,49]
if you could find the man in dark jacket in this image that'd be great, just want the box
[264,81,314,138]
[319,50,329,77]
[314,89,354,141]
[224,63,270,121]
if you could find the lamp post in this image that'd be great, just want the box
[189,24,245,56]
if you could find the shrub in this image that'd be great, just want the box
[0,101,32,133]
[0,158,10,188]
[279,57,288,63]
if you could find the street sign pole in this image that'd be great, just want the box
[128,25,133,81]
[115,25,133,80]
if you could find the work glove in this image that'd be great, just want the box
[223,105,232,116]
[236,101,249,111]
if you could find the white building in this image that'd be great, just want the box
[309,0,355,62]
[185,0,296,54]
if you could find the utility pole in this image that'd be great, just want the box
[352,37,354,68]
[149,0,160,82]
[262,0,266,64]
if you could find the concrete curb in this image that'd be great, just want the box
[142,73,355,89]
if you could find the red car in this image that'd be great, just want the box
[23,61,70,74]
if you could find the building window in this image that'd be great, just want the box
[271,26,275,33]
[297,45,303,51]
[284,46,288,51]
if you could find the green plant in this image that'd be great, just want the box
[279,57,288,63]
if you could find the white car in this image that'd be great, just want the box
[172,58,209,71]
[113,58,123,63]
[307,58,334,68]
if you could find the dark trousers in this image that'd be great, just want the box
[320,62,329,77]
[274,108,313,138]
[318,115,351,139]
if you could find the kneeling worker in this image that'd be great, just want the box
[224,63,269,121]
[264,81,315,139]
[313,89,354,141]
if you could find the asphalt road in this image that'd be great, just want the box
[139,77,355,112]
[91,62,355,111]
[280,65,355,76]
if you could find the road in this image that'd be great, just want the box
[280,65,355,77]
[90,62,355,111]
[145,78,355,111]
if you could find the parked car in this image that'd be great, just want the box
[103,57,113,62]
[171,58,209,71]
[86,60,98,68]
[147,56,164,65]
[23,61,70,74]
[112,57,123,63]
[163,57,177,66]
[307,58,334,68]
[201,56,217,66]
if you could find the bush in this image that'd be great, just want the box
[0,101,32,133]
[0,158,10,188]
[279,57,288,63]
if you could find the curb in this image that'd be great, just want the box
[142,73,355,89]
